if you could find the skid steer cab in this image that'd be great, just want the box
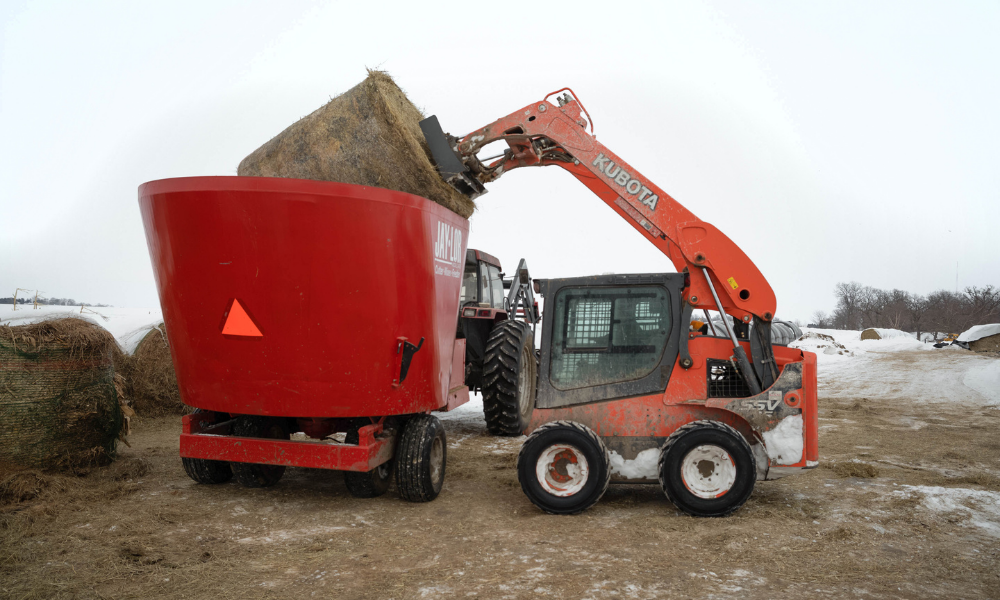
[508,273,818,518]
[458,249,540,436]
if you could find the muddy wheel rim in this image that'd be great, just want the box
[376,462,390,480]
[680,444,736,499]
[429,436,444,486]
[535,444,589,497]
[517,345,532,419]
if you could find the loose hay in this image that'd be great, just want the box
[238,69,475,218]
[833,462,880,478]
[121,324,187,417]
[0,318,125,469]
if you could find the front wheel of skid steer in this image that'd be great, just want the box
[483,320,536,436]
[182,410,232,484]
[395,415,446,502]
[517,421,610,515]
[658,420,756,517]
[343,420,393,498]
[231,416,290,488]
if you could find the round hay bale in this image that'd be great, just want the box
[237,69,475,218]
[124,324,187,417]
[0,318,124,469]
[860,328,881,340]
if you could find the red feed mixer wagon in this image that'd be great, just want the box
[139,177,475,500]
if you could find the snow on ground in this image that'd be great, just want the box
[437,392,486,427]
[894,485,1000,538]
[0,304,163,354]
[791,327,998,406]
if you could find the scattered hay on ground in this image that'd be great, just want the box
[833,462,880,478]
[238,69,475,218]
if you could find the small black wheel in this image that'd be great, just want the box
[483,320,536,436]
[231,415,290,488]
[395,415,446,502]
[516,421,610,515]
[182,410,232,484]
[182,456,232,484]
[343,420,393,498]
[658,420,756,517]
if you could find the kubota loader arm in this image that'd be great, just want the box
[420,89,779,393]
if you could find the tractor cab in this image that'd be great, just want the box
[457,249,509,391]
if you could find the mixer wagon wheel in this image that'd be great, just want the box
[343,420,394,498]
[182,410,233,484]
[231,416,290,488]
[483,320,536,436]
[395,415,446,502]
[516,421,610,515]
[657,420,756,517]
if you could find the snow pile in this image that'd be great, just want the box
[863,328,915,340]
[895,485,1000,537]
[963,361,1000,406]
[761,414,803,465]
[608,448,660,479]
[791,327,927,365]
[0,305,163,355]
[957,323,1000,343]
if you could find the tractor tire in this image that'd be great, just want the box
[658,420,756,517]
[395,415,446,502]
[182,410,232,484]
[231,415,290,488]
[343,420,393,498]
[483,320,536,436]
[516,421,610,515]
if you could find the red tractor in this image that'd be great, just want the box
[458,249,540,436]
[419,89,819,517]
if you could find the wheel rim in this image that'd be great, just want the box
[535,444,589,497]
[680,444,736,499]
[517,345,532,419]
[376,462,390,480]
[429,436,444,485]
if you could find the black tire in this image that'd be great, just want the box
[231,415,289,488]
[182,456,232,484]
[516,421,610,515]
[483,320,536,436]
[343,420,393,498]
[395,415,446,502]
[658,420,756,517]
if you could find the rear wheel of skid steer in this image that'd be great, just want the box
[182,410,232,484]
[517,421,610,515]
[231,416,290,488]
[395,415,446,502]
[658,420,756,517]
[483,320,536,436]
[343,420,393,498]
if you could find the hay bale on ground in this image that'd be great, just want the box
[860,328,881,340]
[121,324,187,417]
[238,70,475,218]
[0,318,126,469]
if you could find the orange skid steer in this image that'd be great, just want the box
[420,89,818,517]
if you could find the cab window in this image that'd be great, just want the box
[549,286,670,390]
[487,265,505,309]
[460,263,478,304]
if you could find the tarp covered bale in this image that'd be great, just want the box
[0,318,126,469]
[238,70,475,218]
[121,324,186,417]
[970,334,1000,353]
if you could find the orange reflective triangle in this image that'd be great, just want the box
[222,299,263,337]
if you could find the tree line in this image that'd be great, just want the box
[811,283,1000,338]
[0,297,110,307]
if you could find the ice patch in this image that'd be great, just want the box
[762,415,803,465]
[608,448,660,479]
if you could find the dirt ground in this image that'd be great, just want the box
[3,350,999,599]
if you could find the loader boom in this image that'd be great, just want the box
[421,89,781,393]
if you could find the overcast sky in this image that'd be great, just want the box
[1,0,997,322]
